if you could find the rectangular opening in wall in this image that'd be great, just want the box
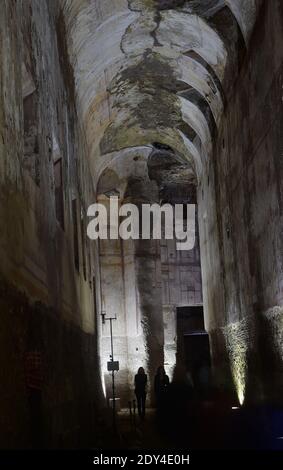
[22,62,40,186]
[176,305,205,365]
[54,158,64,229]
[72,199,79,272]
[176,306,211,391]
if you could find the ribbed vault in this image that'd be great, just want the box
[61,0,262,184]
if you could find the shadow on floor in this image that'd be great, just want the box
[105,391,283,450]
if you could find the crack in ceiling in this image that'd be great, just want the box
[61,0,262,184]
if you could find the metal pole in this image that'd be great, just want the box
[128,401,133,430]
[101,312,117,434]
[109,318,116,432]
[133,399,136,430]
[110,318,114,361]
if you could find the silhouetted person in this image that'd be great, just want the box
[154,366,169,410]
[134,367,147,419]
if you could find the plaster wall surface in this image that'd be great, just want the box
[0,0,104,447]
[198,0,283,404]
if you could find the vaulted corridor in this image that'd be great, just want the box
[1,0,283,453]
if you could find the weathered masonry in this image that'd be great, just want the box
[0,0,283,448]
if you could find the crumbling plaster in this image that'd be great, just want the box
[61,0,262,183]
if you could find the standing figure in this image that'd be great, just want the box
[154,366,169,410]
[134,367,147,419]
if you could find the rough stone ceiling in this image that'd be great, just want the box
[61,0,262,184]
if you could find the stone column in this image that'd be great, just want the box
[123,178,164,403]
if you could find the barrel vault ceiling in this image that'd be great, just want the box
[61,0,262,186]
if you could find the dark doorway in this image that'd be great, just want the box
[176,306,211,393]
[184,332,211,390]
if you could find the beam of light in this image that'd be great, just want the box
[223,319,248,407]
[236,384,245,406]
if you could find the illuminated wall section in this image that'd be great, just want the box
[223,319,250,405]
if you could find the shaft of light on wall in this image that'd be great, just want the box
[231,359,246,406]
[223,320,248,407]
[237,387,245,406]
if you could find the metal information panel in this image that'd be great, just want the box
[107,361,119,371]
